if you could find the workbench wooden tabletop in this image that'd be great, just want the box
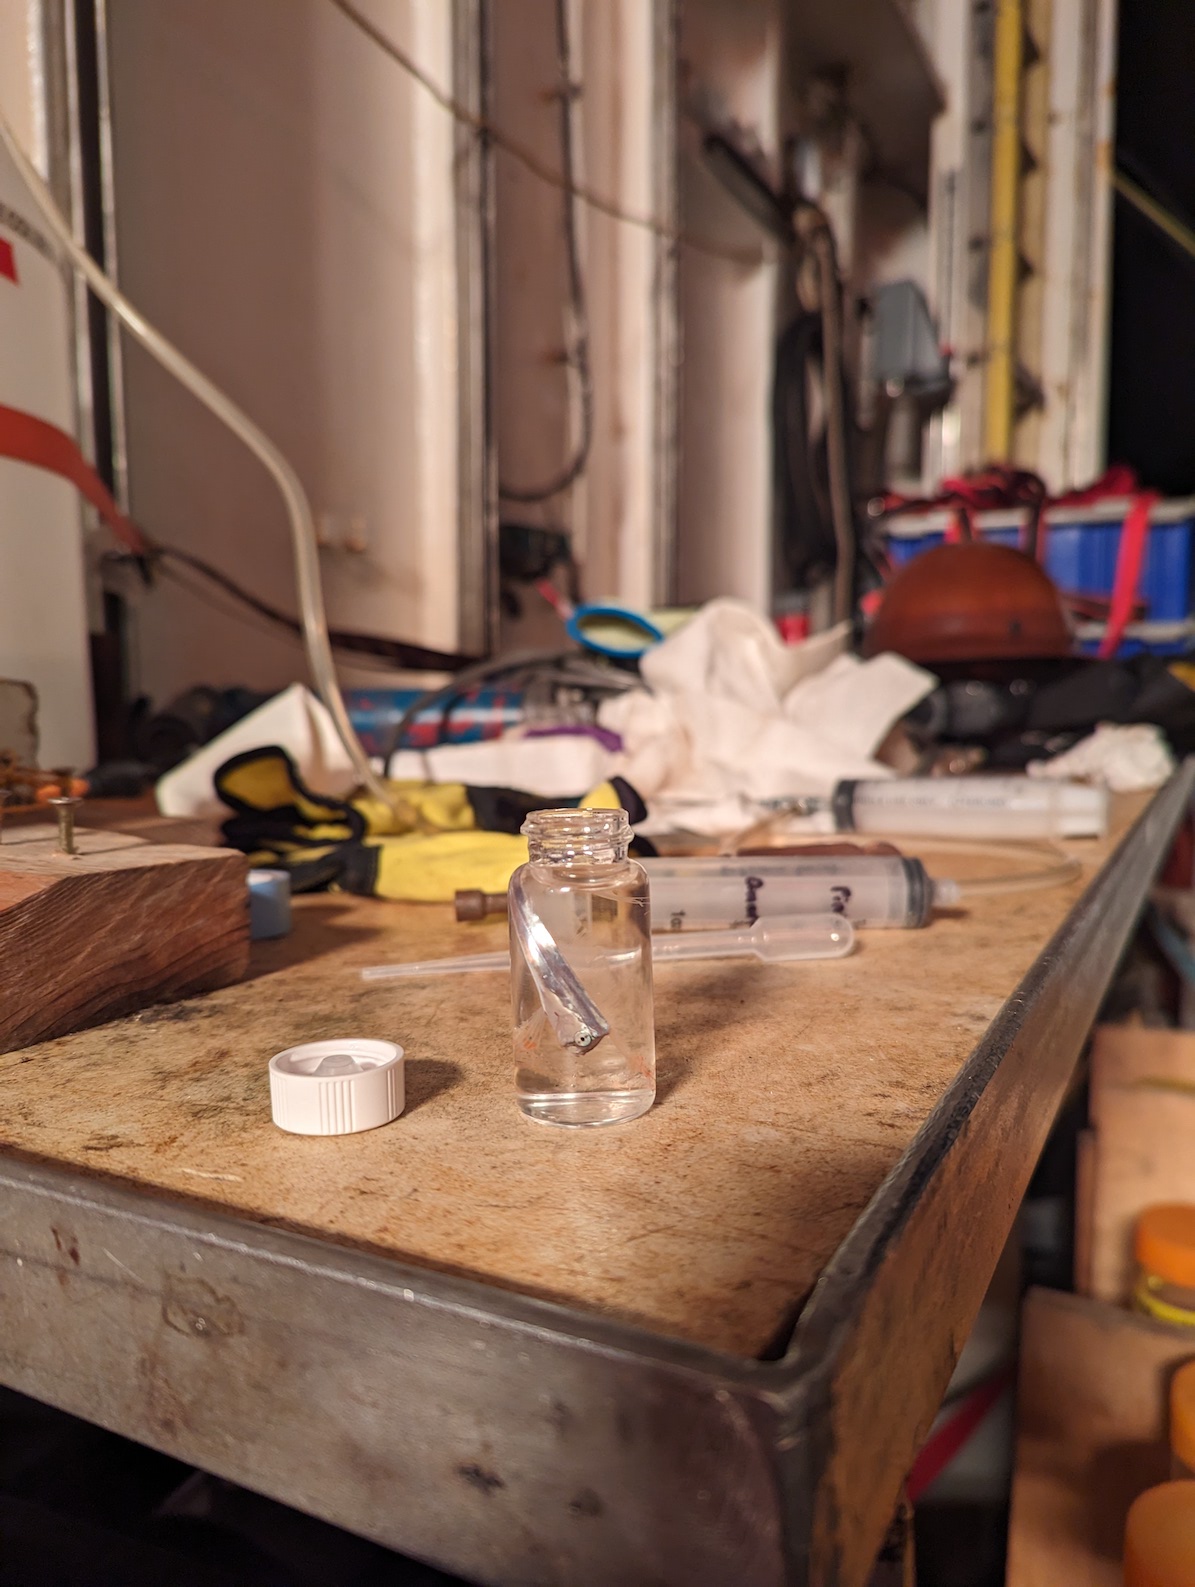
[0,800,1145,1358]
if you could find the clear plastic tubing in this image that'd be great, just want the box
[0,111,392,811]
[831,776,1109,841]
[510,808,654,1129]
[360,913,856,980]
[645,855,948,929]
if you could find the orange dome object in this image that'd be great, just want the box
[1124,1482,1195,1586]
[864,542,1073,664]
[1136,1205,1195,1291]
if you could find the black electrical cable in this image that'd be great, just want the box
[774,309,835,587]
[773,300,873,598]
[324,0,760,268]
[158,562,410,673]
[808,219,856,624]
[116,546,479,671]
[380,647,634,774]
[381,649,574,775]
[498,0,593,505]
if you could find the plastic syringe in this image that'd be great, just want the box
[828,776,1108,840]
[646,854,951,929]
[456,855,954,930]
[360,913,855,981]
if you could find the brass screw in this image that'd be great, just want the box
[454,888,509,921]
[49,794,80,857]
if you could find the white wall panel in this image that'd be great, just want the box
[107,0,471,701]
[0,4,96,766]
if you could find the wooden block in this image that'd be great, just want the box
[105,812,226,849]
[1088,1025,1195,1300]
[1091,1024,1195,1099]
[1007,1287,1195,1587]
[1086,1026,1195,1304]
[7,799,221,850]
[1089,1090,1195,1304]
[0,825,248,1052]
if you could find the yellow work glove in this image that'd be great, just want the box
[215,743,646,903]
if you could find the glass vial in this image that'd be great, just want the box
[510,808,655,1127]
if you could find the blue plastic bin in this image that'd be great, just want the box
[884,498,1195,629]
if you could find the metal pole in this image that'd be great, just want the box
[984,0,1024,461]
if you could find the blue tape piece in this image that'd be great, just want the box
[249,867,292,941]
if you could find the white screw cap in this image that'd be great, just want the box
[269,1038,404,1135]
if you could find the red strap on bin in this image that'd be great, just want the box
[1097,489,1159,659]
[907,1363,1015,1504]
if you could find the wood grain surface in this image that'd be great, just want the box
[1007,1287,1195,1587]
[0,825,249,1051]
[0,804,1145,1358]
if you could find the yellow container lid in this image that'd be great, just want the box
[1173,1363,1195,1475]
[1125,1482,1195,1586]
[1136,1206,1195,1290]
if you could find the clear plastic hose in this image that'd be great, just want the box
[716,830,1081,898]
[0,112,395,809]
[910,837,1082,896]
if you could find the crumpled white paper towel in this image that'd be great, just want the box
[156,682,357,818]
[599,599,936,834]
[157,603,936,830]
[1027,722,1175,793]
[388,735,614,797]
[157,682,619,820]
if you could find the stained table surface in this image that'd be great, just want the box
[0,803,1142,1358]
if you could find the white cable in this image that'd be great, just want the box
[903,836,1082,896]
[0,112,396,808]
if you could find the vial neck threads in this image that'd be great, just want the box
[522,807,631,867]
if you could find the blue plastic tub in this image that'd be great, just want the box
[884,498,1195,625]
